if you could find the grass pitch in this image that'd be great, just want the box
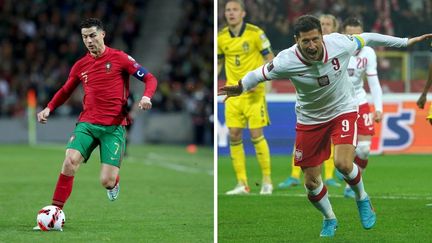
[218,154,432,242]
[0,144,213,242]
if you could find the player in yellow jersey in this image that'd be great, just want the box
[218,0,274,195]
[416,60,432,125]
[278,14,341,189]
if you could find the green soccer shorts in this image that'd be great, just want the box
[66,122,126,167]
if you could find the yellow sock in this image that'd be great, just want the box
[291,151,301,179]
[252,136,271,184]
[324,144,335,180]
[230,139,247,186]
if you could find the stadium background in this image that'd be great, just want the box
[217,0,432,155]
[218,1,432,242]
[0,0,214,242]
[0,0,213,146]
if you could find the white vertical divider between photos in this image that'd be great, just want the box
[213,0,218,242]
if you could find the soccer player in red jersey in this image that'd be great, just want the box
[35,18,157,214]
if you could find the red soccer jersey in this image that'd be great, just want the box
[48,47,141,125]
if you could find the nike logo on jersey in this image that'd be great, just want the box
[340,134,351,138]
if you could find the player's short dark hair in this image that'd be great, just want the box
[342,17,363,30]
[80,18,104,31]
[293,15,322,37]
[225,0,245,10]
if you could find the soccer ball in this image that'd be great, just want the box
[36,205,65,231]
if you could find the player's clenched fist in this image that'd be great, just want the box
[138,96,152,110]
[218,80,243,101]
[37,107,51,124]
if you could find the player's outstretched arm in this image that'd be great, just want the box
[37,107,51,124]
[359,33,432,49]
[218,80,243,100]
[218,65,267,101]
[407,34,432,46]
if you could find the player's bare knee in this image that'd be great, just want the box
[229,133,242,142]
[334,160,352,175]
[249,129,263,139]
[304,177,321,190]
[100,174,116,188]
[62,156,79,175]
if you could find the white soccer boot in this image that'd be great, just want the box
[260,183,273,195]
[225,185,250,195]
[107,182,120,201]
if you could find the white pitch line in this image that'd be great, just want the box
[218,193,432,200]
[127,154,213,176]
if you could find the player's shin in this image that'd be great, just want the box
[343,163,368,200]
[354,141,371,170]
[52,173,74,209]
[307,183,335,219]
[230,139,247,186]
[252,135,271,184]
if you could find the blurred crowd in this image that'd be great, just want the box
[0,0,143,117]
[153,0,213,145]
[218,0,432,52]
[0,0,213,145]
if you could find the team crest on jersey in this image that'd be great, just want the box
[242,42,249,52]
[295,149,303,161]
[267,61,274,72]
[105,62,112,73]
[317,75,330,87]
[348,68,355,76]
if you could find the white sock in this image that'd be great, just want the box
[344,163,368,200]
[307,183,336,219]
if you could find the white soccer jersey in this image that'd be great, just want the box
[262,33,360,125]
[347,46,378,105]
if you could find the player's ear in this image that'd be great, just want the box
[294,35,298,43]
[241,10,246,18]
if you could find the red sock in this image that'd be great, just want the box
[354,156,368,170]
[52,173,74,209]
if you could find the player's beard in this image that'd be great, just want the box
[303,48,319,61]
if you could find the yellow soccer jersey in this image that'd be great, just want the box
[218,23,272,96]
[427,103,432,120]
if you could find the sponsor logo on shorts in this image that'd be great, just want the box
[295,149,303,161]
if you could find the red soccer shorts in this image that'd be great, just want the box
[294,112,358,167]
[357,103,375,136]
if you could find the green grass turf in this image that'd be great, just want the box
[0,144,213,242]
[218,154,432,242]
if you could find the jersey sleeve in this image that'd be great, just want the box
[262,50,291,80]
[365,47,378,76]
[217,35,224,59]
[256,28,272,56]
[119,51,140,74]
[47,63,81,111]
[241,49,291,91]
